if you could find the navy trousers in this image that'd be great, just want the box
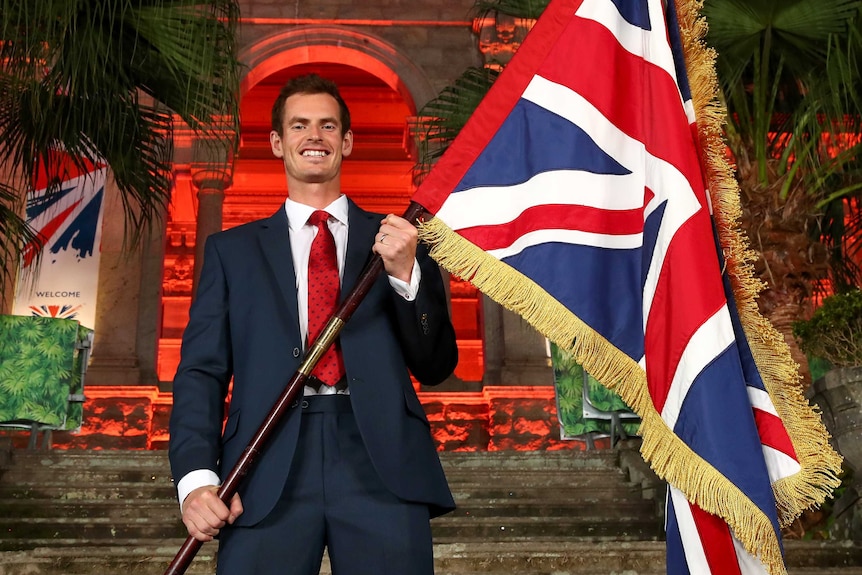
[216,395,435,575]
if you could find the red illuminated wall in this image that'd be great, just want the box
[0,386,596,452]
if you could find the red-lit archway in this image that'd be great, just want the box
[156,29,484,385]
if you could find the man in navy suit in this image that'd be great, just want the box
[169,73,458,575]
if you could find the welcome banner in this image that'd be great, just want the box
[12,152,107,330]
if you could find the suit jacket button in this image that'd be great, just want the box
[292,347,300,357]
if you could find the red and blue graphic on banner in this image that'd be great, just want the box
[13,150,106,328]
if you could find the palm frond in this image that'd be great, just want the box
[0,0,241,296]
[471,0,549,20]
[412,66,500,181]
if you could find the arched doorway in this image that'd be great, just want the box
[230,62,416,228]
[157,43,483,386]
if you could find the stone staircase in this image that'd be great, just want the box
[0,444,860,575]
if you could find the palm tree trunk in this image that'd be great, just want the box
[765,300,813,387]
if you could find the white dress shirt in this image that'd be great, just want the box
[176,195,420,508]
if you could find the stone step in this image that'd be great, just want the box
[0,514,664,548]
[432,517,663,541]
[1,464,632,487]
[0,483,643,506]
[0,497,654,522]
[0,500,180,520]
[0,450,624,481]
[440,450,621,470]
[444,499,657,517]
[0,541,859,575]
[0,483,177,501]
[0,542,219,575]
[451,484,644,500]
[3,448,859,575]
[3,449,619,467]
[0,519,188,547]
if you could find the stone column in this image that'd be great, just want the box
[190,168,231,299]
[500,308,554,385]
[135,212,166,387]
[86,174,145,385]
[482,295,504,386]
[808,366,862,540]
[482,297,554,387]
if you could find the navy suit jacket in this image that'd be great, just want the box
[169,199,458,526]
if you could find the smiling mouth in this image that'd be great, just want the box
[301,150,329,157]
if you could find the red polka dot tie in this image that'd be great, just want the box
[307,210,345,386]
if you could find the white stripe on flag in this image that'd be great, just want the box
[762,445,802,483]
[732,534,770,575]
[436,169,645,230]
[487,227,642,260]
[669,485,712,573]
[661,305,735,429]
[747,387,778,417]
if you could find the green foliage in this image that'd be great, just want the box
[472,0,549,20]
[551,343,638,439]
[793,289,862,368]
[0,315,90,430]
[412,66,500,182]
[0,0,242,295]
[703,0,862,289]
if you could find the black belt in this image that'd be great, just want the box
[300,394,352,413]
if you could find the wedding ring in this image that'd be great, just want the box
[379,233,387,244]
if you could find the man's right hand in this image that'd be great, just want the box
[181,485,244,541]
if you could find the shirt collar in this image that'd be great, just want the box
[284,195,348,231]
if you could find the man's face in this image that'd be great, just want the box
[270,92,353,186]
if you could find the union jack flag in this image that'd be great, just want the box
[412,0,841,573]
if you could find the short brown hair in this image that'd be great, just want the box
[270,73,351,135]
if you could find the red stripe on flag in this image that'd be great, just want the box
[457,203,644,250]
[690,501,744,575]
[537,15,704,191]
[644,186,655,207]
[643,209,726,412]
[753,407,798,460]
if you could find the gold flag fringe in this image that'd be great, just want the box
[676,0,842,527]
[417,1,841,574]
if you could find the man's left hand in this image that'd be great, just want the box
[373,214,417,283]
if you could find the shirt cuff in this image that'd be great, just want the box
[176,469,221,511]
[388,258,421,301]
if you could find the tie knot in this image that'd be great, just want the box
[309,210,331,228]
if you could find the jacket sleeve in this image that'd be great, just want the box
[168,236,234,483]
[391,243,458,386]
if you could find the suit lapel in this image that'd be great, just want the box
[342,199,379,296]
[258,209,300,330]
